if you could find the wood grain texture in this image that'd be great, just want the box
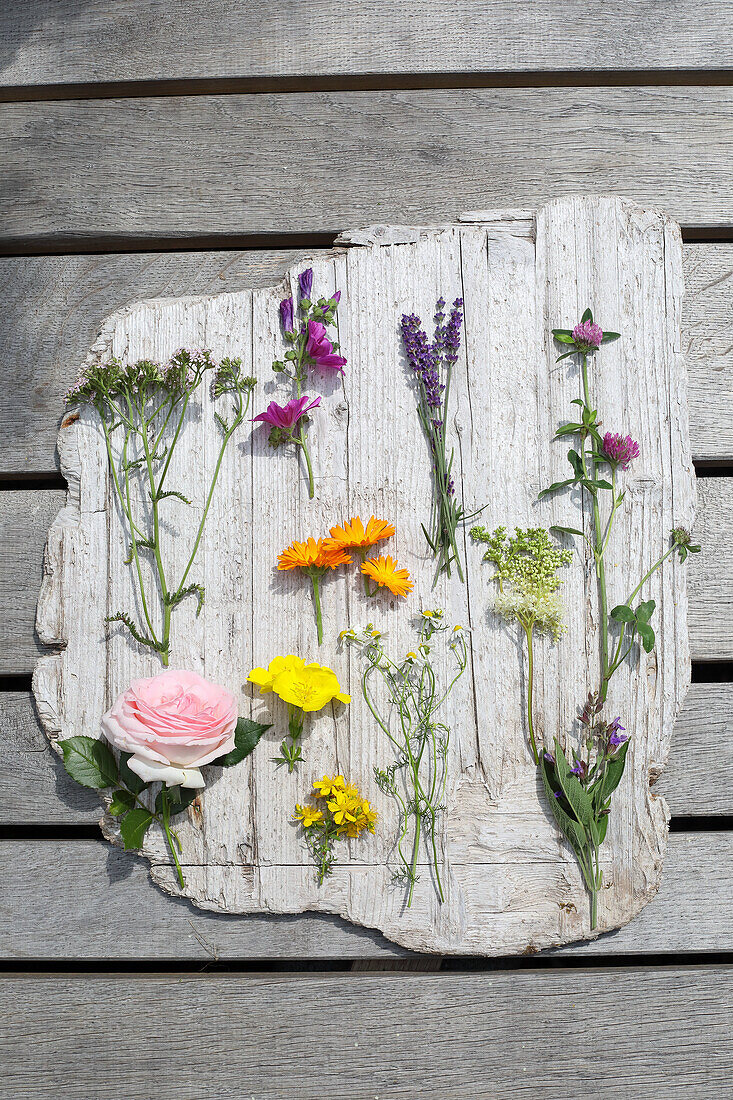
[0,833,728,960]
[2,2,731,84]
[1,243,732,474]
[0,968,730,1099]
[2,679,730,824]
[32,197,695,954]
[1,88,732,244]
[687,478,733,662]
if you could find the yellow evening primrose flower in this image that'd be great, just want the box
[247,654,306,694]
[271,663,350,712]
[294,804,324,828]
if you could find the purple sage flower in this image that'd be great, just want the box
[602,432,640,471]
[572,320,603,350]
[298,268,314,300]
[279,296,295,333]
[570,758,588,780]
[252,395,321,431]
[305,321,347,373]
[607,717,628,749]
[543,751,556,766]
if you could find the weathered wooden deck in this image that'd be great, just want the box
[0,5,731,1096]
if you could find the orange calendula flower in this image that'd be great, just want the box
[277,536,351,572]
[361,554,414,598]
[327,515,395,552]
[277,536,351,645]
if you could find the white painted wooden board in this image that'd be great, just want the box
[33,196,694,955]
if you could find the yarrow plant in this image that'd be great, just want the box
[66,350,256,666]
[58,670,269,887]
[401,297,481,583]
[247,655,350,771]
[469,526,572,763]
[341,613,469,906]
[294,774,377,884]
[254,267,346,499]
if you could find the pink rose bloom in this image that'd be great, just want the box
[101,669,238,789]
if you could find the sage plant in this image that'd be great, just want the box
[66,350,256,666]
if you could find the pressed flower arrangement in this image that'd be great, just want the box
[472,309,700,928]
[254,267,346,499]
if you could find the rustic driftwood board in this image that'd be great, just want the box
[33,196,694,955]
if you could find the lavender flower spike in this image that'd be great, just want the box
[572,320,603,351]
[602,432,640,471]
[298,268,314,300]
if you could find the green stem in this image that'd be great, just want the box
[121,428,159,645]
[580,353,609,685]
[407,810,421,908]
[160,789,185,889]
[297,428,315,499]
[522,621,539,763]
[139,405,171,662]
[310,573,324,645]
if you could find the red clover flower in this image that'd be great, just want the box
[602,432,640,470]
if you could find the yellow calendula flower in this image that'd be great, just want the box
[247,654,305,694]
[271,663,350,712]
[294,804,324,828]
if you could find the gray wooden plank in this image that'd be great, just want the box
[0,968,730,1099]
[1,89,731,243]
[1,477,726,676]
[1,243,732,475]
[2,680,729,825]
[0,834,728,961]
[1,2,731,84]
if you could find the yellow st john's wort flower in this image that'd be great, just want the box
[313,774,346,798]
[294,774,378,885]
[294,803,324,828]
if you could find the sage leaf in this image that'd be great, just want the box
[602,741,630,800]
[60,736,118,789]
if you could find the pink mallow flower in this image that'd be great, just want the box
[306,321,347,373]
[602,432,640,470]
[252,395,321,432]
[572,320,603,350]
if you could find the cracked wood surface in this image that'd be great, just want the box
[33,196,695,954]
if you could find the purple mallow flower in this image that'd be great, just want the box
[572,320,603,350]
[298,268,314,300]
[252,395,321,431]
[305,321,347,373]
[280,296,295,333]
[607,717,628,749]
[602,432,640,471]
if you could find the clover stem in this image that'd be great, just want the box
[580,353,609,686]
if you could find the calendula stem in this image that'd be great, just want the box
[310,574,324,645]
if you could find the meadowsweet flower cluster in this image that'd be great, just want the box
[253,267,345,499]
[342,611,468,906]
[65,349,256,665]
[278,516,413,645]
[401,296,481,581]
[248,655,350,771]
[294,775,377,884]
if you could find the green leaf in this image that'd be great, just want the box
[581,307,593,323]
[602,740,630,800]
[636,621,656,653]
[555,351,575,362]
[552,329,573,338]
[554,422,583,437]
[570,399,585,407]
[568,449,584,479]
[550,525,586,539]
[538,478,576,499]
[601,331,621,343]
[584,478,613,490]
[119,752,146,795]
[60,737,118,789]
[553,333,575,344]
[119,808,154,850]
[554,743,593,827]
[635,599,656,624]
[109,789,136,816]
[155,786,200,817]
[610,604,635,623]
[539,756,587,856]
[688,544,701,554]
[596,814,609,845]
[214,718,271,769]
